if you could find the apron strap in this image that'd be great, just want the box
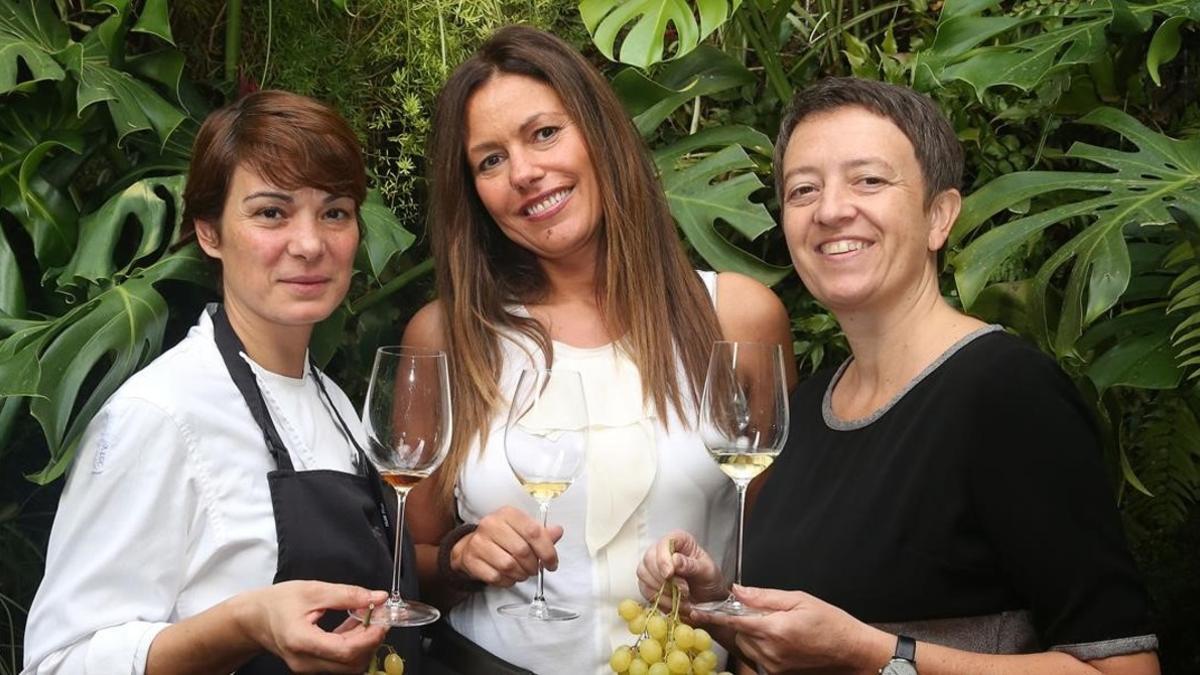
[211,305,296,472]
[309,358,392,531]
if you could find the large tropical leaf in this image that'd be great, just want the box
[57,174,186,288]
[611,45,754,137]
[654,125,789,285]
[912,0,1171,98]
[0,0,69,94]
[951,107,1200,356]
[12,248,212,484]
[580,0,742,69]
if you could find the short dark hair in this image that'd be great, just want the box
[773,77,962,205]
[182,90,366,237]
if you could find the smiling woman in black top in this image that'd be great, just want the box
[637,78,1158,675]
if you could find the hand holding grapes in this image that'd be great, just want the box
[234,580,388,673]
[450,505,565,587]
[637,530,727,612]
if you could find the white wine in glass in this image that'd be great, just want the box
[697,341,789,616]
[355,346,452,628]
[497,369,587,622]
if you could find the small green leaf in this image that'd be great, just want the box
[1147,16,1188,86]
[131,0,174,45]
[0,228,24,318]
[359,190,415,282]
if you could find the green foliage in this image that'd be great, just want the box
[580,0,742,69]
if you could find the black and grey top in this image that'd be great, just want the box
[743,327,1157,659]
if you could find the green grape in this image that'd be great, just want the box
[693,628,713,651]
[619,599,643,622]
[694,649,718,672]
[646,614,669,641]
[648,663,671,675]
[692,657,714,675]
[629,613,648,635]
[610,645,634,673]
[383,653,405,675]
[671,624,694,650]
[629,658,650,675]
[666,649,691,674]
[639,638,664,664]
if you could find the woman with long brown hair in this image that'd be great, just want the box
[403,25,794,674]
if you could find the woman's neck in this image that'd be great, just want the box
[834,272,984,398]
[223,300,313,378]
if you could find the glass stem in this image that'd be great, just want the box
[390,487,407,605]
[733,481,748,588]
[533,501,549,604]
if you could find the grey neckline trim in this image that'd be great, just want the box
[822,324,1004,431]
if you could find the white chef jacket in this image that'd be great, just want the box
[22,309,365,675]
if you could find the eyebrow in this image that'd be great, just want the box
[782,157,897,181]
[242,191,349,203]
[466,111,563,156]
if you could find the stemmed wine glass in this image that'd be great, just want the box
[356,346,452,627]
[696,341,788,616]
[497,369,588,622]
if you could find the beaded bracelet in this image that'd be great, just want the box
[437,522,486,592]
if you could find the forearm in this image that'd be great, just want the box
[845,627,1157,675]
[145,595,261,675]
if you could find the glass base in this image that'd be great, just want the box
[497,598,579,622]
[351,598,441,628]
[693,596,764,617]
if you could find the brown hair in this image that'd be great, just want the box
[774,77,963,205]
[182,89,367,238]
[426,25,722,504]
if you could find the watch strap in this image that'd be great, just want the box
[894,634,916,662]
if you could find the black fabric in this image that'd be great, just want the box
[211,306,423,674]
[743,331,1153,652]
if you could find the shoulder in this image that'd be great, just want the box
[403,300,447,350]
[713,272,789,342]
[950,330,1074,399]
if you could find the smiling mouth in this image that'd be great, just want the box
[523,187,572,216]
[819,240,872,255]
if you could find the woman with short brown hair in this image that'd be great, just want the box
[24,91,422,674]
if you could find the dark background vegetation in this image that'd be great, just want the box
[1,1,1198,672]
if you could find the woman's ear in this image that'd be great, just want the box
[927,188,962,253]
[195,219,222,259]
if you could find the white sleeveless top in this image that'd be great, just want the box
[448,271,736,674]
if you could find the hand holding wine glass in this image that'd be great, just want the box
[696,341,788,616]
[497,369,587,622]
[357,346,452,628]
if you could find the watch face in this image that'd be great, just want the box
[881,659,918,675]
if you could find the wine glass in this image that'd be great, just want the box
[355,346,452,627]
[497,369,588,622]
[696,341,788,616]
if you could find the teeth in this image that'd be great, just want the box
[820,239,869,255]
[525,188,570,215]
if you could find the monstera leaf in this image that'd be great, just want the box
[951,107,1200,357]
[611,45,754,136]
[912,0,1170,98]
[3,248,212,484]
[57,175,186,288]
[655,125,789,286]
[580,0,742,69]
[0,0,69,94]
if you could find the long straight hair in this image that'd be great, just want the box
[426,25,722,504]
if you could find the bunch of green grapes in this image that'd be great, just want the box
[362,645,404,675]
[608,580,731,675]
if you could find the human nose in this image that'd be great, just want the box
[813,182,856,227]
[507,147,545,190]
[287,213,324,260]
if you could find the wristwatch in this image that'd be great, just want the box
[879,635,917,675]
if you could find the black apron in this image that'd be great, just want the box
[211,306,422,674]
